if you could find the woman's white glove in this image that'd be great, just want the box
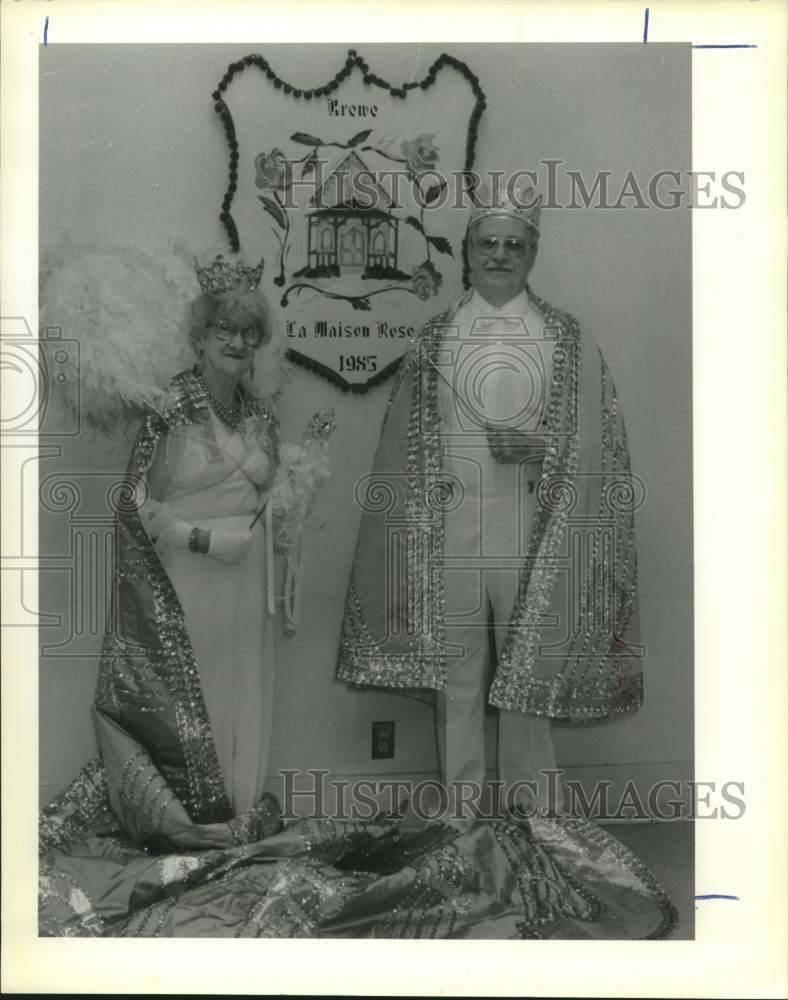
[142,499,192,559]
[206,528,253,565]
[141,499,251,564]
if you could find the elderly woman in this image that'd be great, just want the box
[40,254,315,856]
[131,262,282,846]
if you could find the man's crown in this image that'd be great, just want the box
[468,178,542,236]
[194,254,265,295]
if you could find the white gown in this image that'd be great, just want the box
[147,411,275,815]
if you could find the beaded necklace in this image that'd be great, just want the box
[198,373,245,433]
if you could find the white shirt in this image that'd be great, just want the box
[437,288,553,503]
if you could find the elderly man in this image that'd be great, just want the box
[338,183,641,828]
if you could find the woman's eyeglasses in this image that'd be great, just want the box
[210,319,264,347]
[471,236,535,259]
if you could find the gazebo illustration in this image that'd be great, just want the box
[296,151,407,280]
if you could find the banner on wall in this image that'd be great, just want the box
[212,49,486,391]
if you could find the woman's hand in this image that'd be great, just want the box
[485,422,548,465]
[207,528,253,565]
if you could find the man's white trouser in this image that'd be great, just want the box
[435,490,564,825]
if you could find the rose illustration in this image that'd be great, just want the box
[411,260,442,301]
[400,133,440,176]
[254,149,292,191]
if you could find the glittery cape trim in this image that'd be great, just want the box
[337,305,456,691]
[338,290,642,722]
[490,293,642,720]
[39,756,116,856]
[531,816,679,940]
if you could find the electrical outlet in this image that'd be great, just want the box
[371,721,395,759]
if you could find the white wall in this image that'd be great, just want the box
[39,43,692,808]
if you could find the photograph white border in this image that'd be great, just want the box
[2,1,786,996]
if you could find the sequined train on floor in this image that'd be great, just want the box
[39,767,676,939]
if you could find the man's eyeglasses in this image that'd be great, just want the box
[471,236,535,258]
[209,319,264,347]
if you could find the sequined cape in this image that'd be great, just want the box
[39,371,282,854]
[336,287,642,721]
[39,798,677,938]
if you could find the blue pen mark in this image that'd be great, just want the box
[43,16,48,45]
[695,894,739,901]
[643,9,757,49]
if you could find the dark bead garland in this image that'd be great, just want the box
[211,47,487,265]
[284,348,403,395]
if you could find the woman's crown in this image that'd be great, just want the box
[194,254,265,295]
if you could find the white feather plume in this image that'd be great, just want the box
[39,237,289,432]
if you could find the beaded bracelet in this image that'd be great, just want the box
[188,526,211,555]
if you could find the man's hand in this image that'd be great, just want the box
[484,422,548,465]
